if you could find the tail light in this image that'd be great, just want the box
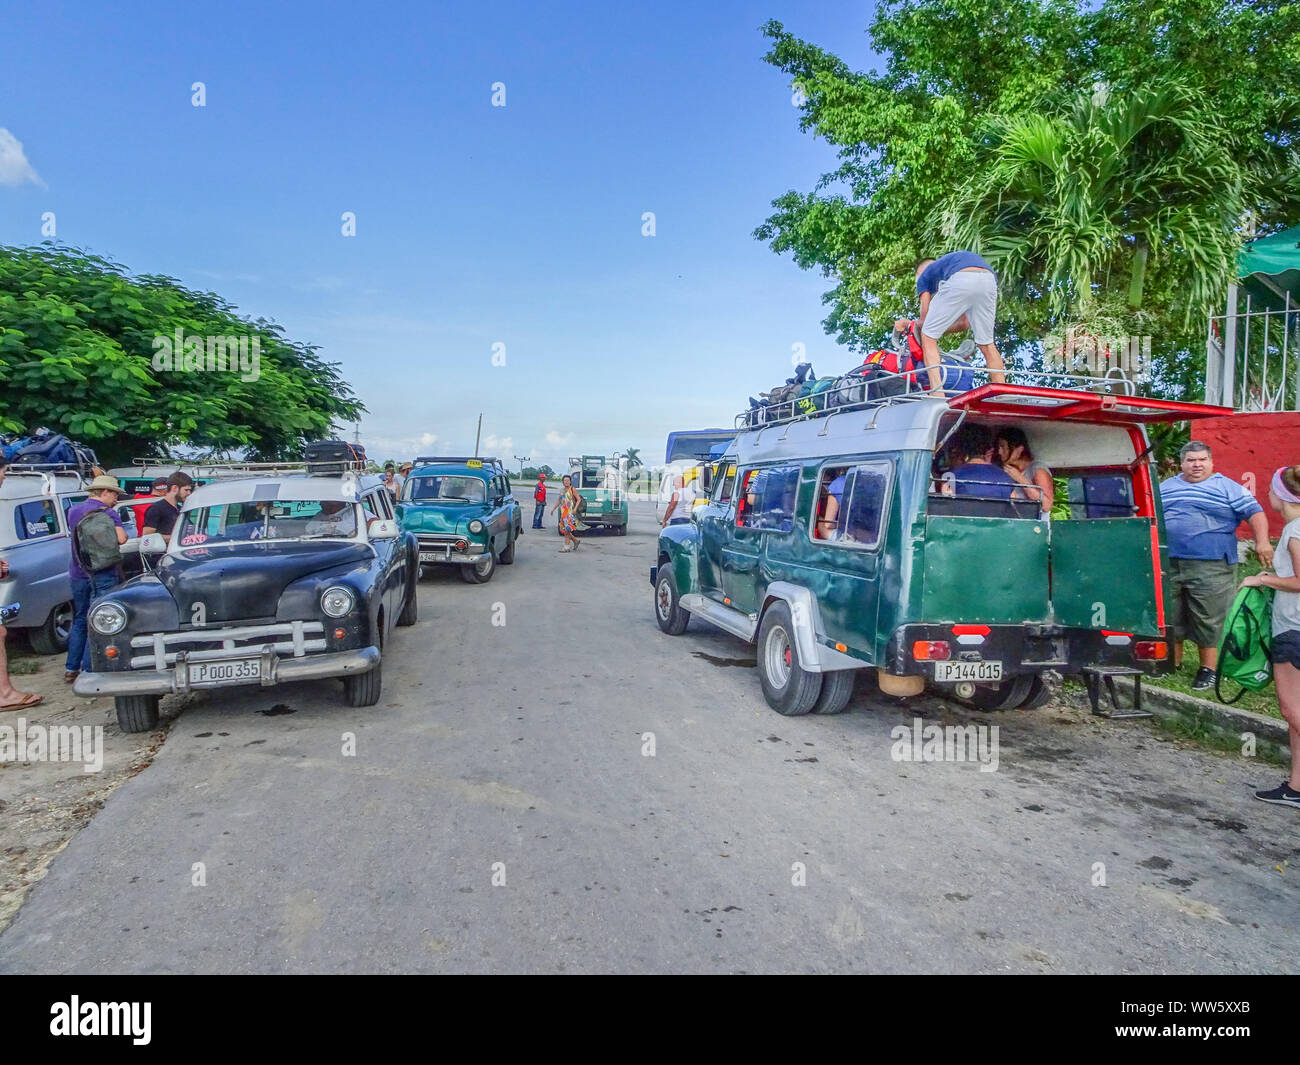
[912,640,951,661]
[1135,641,1168,660]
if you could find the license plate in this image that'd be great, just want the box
[419,550,447,562]
[189,658,261,684]
[934,660,1003,682]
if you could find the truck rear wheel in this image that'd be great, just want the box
[966,675,1033,711]
[812,669,855,715]
[758,602,822,716]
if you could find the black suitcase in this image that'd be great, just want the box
[305,439,366,472]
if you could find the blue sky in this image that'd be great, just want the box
[0,0,882,470]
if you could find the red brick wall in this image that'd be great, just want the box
[1194,412,1300,539]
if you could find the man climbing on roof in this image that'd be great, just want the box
[915,252,1007,393]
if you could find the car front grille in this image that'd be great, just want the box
[129,620,326,669]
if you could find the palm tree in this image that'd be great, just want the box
[621,448,643,468]
[940,79,1245,333]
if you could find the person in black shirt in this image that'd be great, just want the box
[142,472,195,541]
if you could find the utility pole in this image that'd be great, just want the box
[474,413,482,458]
[514,455,529,476]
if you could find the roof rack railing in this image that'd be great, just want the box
[4,463,88,475]
[733,366,1139,431]
[127,457,311,473]
[412,456,505,468]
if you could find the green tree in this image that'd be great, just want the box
[621,447,643,468]
[0,244,365,464]
[756,1,1300,388]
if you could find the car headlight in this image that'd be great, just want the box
[467,519,485,534]
[321,586,355,618]
[90,601,127,636]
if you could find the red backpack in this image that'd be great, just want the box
[862,321,925,383]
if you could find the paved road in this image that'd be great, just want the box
[1,497,1296,973]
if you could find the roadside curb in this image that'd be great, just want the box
[1112,676,1292,763]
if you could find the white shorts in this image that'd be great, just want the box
[923,268,998,345]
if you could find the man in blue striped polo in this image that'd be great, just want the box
[1161,441,1274,689]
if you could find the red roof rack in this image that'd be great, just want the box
[946,384,1231,426]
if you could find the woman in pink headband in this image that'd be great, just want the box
[1241,465,1300,808]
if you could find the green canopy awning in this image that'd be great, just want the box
[1239,225,1300,307]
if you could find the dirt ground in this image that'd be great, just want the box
[0,643,187,934]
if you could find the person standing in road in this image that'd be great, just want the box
[532,474,547,530]
[1238,465,1300,808]
[141,472,194,542]
[915,252,1007,393]
[382,462,400,497]
[550,474,581,552]
[1161,440,1274,690]
[660,473,698,527]
[64,475,128,683]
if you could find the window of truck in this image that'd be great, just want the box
[810,462,890,548]
[736,466,800,531]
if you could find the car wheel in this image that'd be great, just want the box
[343,660,383,707]
[460,549,496,584]
[499,535,516,565]
[654,566,690,635]
[617,523,628,536]
[812,669,855,714]
[397,580,418,626]
[757,602,822,716]
[966,674,1033,711]
[115,694,160,733]
[28,601,73,655]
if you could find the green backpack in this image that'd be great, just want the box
[73,507,123,574]
[1215,584,1274,703]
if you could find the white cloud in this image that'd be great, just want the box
[545,430,574,447]
[482,433,513,452]
[0,129,44,187]
[418,432,437,446]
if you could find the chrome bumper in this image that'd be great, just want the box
[417,544,485,565]
[74,645,380,697]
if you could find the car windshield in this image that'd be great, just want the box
[403,475,486,503]
[175,500,359,546]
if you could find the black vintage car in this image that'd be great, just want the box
[73,473,418,732]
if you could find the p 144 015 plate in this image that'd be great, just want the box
[934,660,1002,683]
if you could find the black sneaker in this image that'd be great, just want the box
[1191,667,1216,691]
[1254,782,1300,808]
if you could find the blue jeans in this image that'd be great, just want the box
[67,570,120,673]
[532,502,545,529]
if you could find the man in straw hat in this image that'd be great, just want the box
[64,474,128,683]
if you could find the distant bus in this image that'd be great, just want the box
[664,429,734,465]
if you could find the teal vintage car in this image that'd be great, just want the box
[652,376,1229,717]
[396,457,522,584]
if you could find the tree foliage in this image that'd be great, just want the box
[0,244,365,465]
[757,0,1300,390]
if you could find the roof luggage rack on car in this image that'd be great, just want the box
[125,458,311,477]
[412,456,505,470]
[733,367,1141,432]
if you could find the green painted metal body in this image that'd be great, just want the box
[656,441,1167,667]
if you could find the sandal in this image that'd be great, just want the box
[0,692,43,711]
[64,670,80,683]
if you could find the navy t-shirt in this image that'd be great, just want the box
[952,462,1018,500]
[917,251,995,296]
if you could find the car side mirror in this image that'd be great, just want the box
[368,518,399,540]
[139,533,167,555]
